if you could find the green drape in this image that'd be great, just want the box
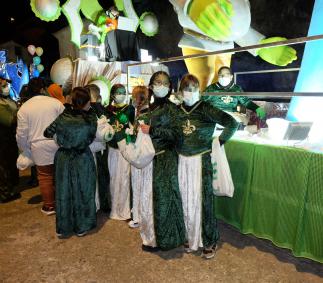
[215,140,323,263]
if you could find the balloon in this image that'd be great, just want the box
[28,45,36,55]
[37,64,44,73]
[139,12,159,37]
[33,69,40,78]
[33,56,41,66]
[30,0,61,22]
[50,57,74,86]
[35,47,43,56]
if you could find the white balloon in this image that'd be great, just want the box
[35,0,60,19]
[50,57,73,86]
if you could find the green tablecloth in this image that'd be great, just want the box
[215,140,323,263]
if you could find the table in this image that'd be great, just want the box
[215,140,323,263]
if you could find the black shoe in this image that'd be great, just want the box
[0,193,21,203]
[142,245,160,253]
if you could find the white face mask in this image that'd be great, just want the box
[183,91,200,106]
[153,85,169,98]
[218,77,232,87]
[1,85,10,96]
[114,94,126,104]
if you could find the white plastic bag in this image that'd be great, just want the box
[17,150,34,170]
[118,128,155,169]
[95,115,115,142]
[210,138,235,197]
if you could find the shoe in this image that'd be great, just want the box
[184,243,194,253]
[0,193,21,203]
[41,206,56,216]
[201,244,217,260]
[56,232,64,239]
[142,245,160,253]
[76,231,87,237]
[128,220,139,228]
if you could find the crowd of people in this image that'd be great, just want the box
[0,67,266,260]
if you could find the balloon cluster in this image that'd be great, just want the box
[27,45,44,78]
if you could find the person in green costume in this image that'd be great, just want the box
[85,84,111,214]
[203,66,266,119]
[44,87,114,238]
[106,84,135,221]
[0,76,21,203]
[175,74,238,259]
[136,71,186,252]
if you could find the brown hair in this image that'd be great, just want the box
[179,74,199,92]
[132,86,149,114]
[71,87,90,109]
[84,84,101,102]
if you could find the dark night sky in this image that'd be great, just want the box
[0,0,316,90]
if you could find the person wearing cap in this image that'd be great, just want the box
[47,83,65,105]
[0,75,21,203]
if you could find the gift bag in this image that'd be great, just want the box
[17,150,34,170]
[210,138,234,197]
[118,128,155,169]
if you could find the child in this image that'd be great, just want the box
[106,84,135,220]
[44,87,114,237]
[174,74,238,259]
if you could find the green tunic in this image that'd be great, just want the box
[203,82,259,112]
[175,101,238,247]
[44,108,98,235]
[107,104,135,149]
[139,102,186,250]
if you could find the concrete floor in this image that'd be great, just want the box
[0,172,323,283]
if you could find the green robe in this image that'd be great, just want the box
[0,97,19,202]
[203,82,259,112]
[44,108,98,235]
[175,101,238,247]
[138,102,186,250]
[91,103,110,213]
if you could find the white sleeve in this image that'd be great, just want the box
[16,109,29,153]
[234,27,266,56]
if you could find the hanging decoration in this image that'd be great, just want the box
[139,12,159,37]
[30,0,61,22]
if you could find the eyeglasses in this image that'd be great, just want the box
[218,74,232,78]
[154,81,170,87]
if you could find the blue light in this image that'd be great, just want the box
[287,0,323,124]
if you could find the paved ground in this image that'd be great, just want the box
[0,171,322,283]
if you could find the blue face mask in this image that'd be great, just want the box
[153,85,169,98]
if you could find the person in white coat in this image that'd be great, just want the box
[16,78,64,215]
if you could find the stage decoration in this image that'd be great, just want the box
[287,0,323,144]
[62,0,83,47]
[29,0,158,49]
[139,12,158,37]
[169,0,298,89]
[30,0,61,22]
[50,57,74,86]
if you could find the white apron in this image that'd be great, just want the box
[178,154,203,251]
[108,147,131,220]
